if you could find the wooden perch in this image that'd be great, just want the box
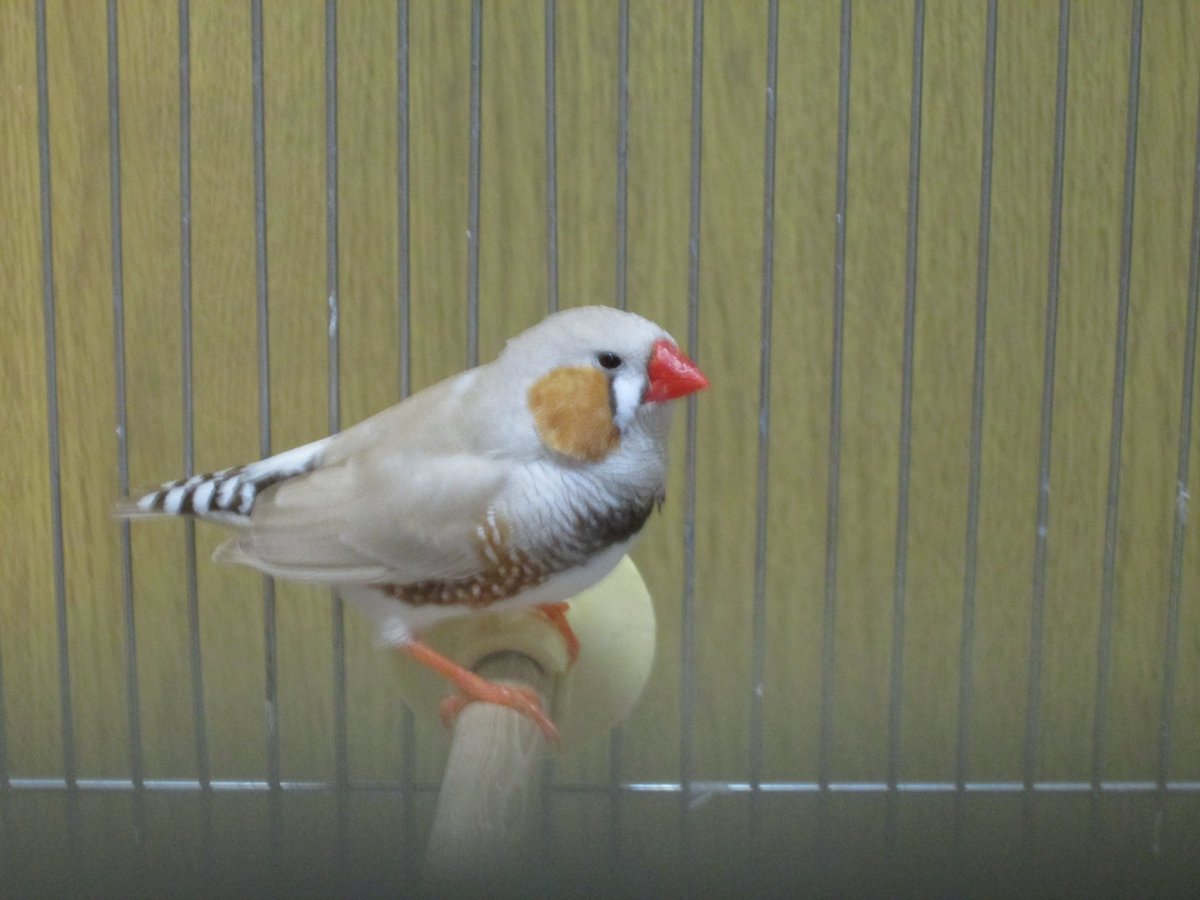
[423,650,553,892]
[406,559,656,892]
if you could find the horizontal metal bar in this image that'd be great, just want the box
[7,777,1200,796]
[598,780,1200,796]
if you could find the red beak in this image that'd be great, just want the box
[645,339,709,403]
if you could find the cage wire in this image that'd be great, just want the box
[2,0,1199,894]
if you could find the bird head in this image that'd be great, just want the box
[502,306,708,464]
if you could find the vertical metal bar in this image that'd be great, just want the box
[748,0,779,861]
[1155,30,1200,858]
[614,0,629,312]
[106,0,146,845]
[467,0,482,368]
[955,0,997,860]
[608,1,632,862]
[680,0,703,858]
[545,0,558,314]
[325,0,350,867]
[540,0,560,850]
[0,566,7,863]
[250,5,270,509]
[397,0,410,401]
[1091,0,1142,853]
[178,0,212,863]
[1025,0,1070,859]
[819,0,852,846]
[397,0,416,873]
[886,0,924,854]
[36,0,80,855]
[327,0,340,438]
[250,0,281,861]
[0,637,6,863]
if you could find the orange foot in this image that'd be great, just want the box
[537,602,580,666]
[400,639,560,742]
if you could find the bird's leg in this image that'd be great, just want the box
[536,602,580,666]
[400,639,560,742]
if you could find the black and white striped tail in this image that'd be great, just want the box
[116,438,327,523]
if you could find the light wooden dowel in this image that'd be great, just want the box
[423,651,554,892]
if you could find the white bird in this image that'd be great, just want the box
[118,306,708,740]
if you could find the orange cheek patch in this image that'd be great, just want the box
[528,366,621,462]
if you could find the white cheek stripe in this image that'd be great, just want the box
[612,374,644,430]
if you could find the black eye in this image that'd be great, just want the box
[597,351,623,370]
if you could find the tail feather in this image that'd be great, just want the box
[115,438,328,523]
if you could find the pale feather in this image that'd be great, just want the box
[213,366,525,583]
[169,306,676,588]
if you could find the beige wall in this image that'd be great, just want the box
[1,0,1197,889]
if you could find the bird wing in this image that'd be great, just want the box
[213,368,518,585]
[213,448,507,584]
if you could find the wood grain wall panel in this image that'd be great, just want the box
[188,0,264,779]
[0,0,60,779]
[762,0,840,786]
[44,0,126,779]
[690,0,767,783]
[115,0,190,782]
[1,0,1197,886]
[900,0,986,782]
[620,0,693,782]
[335,0,406,789]
[969,0,1059,782]
[830,0,913,783]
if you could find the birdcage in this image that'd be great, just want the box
[2,0,1197,896]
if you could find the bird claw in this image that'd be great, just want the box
[537,602,580,667]
[400,639,561,742]
[439,683,560,743]
[434,603,576,740]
